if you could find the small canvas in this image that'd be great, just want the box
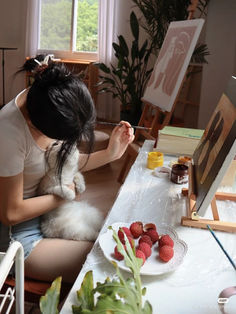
[143,19,204,112]
[193,76,236,216]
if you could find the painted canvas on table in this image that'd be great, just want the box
[142,19,204,112]
[193,76,236,216]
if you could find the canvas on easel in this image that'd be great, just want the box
[118,19,204,184]
[181,76,236,233]
[142,19,204,112]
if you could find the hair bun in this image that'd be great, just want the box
[22,55,48,73]
[34,63,71,88]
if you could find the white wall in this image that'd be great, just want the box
[0,0,27,106]
[198,0,236,129]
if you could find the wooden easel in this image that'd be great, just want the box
[117,97,179,184]
[181,163,236,233]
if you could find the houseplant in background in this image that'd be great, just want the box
[96,11,153,125]
[96,0,210,125]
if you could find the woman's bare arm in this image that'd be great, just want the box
[0,173,65,226]
[79,121,134,171]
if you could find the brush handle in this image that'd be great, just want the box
[97,121,151,130]
[207,225,236,271]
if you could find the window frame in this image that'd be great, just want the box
[37,0,98,61]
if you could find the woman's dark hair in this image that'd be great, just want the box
[20,55,96,179]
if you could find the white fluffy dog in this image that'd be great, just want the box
[38,142,104,241]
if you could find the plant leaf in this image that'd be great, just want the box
[118,35,129,57]
[130,11,139,41]
[75,271,95,311]
[142,300,153,314]
[139,39,148,59]
[39,277,61,314]
[113,42,122,57]
[131,40,139,61]
[94,295,134,313]
[97,62,111,74]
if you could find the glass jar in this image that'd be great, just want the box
[147,152,164,170]
[171,164,188,184]
[178,156,192,166]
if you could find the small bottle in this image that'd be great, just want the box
[171,164,188,184]
[147,152,164,170]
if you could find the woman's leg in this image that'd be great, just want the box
[24,238,93,283]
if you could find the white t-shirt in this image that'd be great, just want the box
[0,90,47,198]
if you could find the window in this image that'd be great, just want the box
[38,0,98,60]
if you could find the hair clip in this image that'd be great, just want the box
[42,54,52,65]
[34,59,42,66]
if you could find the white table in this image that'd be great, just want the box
[60,140,236,314]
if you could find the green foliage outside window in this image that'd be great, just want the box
[77,0,98,52]
[40,0,98,52]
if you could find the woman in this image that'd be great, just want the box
[0,55,134,283]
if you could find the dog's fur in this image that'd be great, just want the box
[38,142,104,241]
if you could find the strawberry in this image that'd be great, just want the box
[137,242,152,258]
[130,221,143,238]
[159,245,174,262]
[144,229,159,244]
[143,223,157,231]
[114,245,126,261]
[138,235,153,247]
[159,234,174,248]
[118,227,132,244]
[135,249,146,265]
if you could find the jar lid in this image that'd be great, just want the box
[171,163,188,174]
[148,151,163,159]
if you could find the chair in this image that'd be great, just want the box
[3,276,71,312]
[0,242,71,313]
[0,241,24,313]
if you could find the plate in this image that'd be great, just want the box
[98,222,188,276]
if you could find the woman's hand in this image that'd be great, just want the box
[106,121,134,161]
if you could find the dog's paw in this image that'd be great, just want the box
[49,185,75,201]
[61,186,76,201]
[74,172,86,193]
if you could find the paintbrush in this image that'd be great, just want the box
[207,224,236,271]
[97,121,152,130]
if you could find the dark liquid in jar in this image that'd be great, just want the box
[171,164,188,184]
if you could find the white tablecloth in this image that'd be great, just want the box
[60,140,236,314]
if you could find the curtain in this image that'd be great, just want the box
[24,0,123,121]
[25,0,39,58]
[97,0,120,121]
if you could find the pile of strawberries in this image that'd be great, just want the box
[113,221,174,265]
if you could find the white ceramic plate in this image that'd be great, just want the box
[99,222,188,276]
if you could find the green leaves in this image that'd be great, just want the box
[75,271,94,311]
[39,277,61,314]
[130,11,139,41]
[72,228,153,314]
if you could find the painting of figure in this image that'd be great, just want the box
[143,19,204,112]
[193,76,236,215]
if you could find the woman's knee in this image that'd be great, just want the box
[24,238,93,283]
